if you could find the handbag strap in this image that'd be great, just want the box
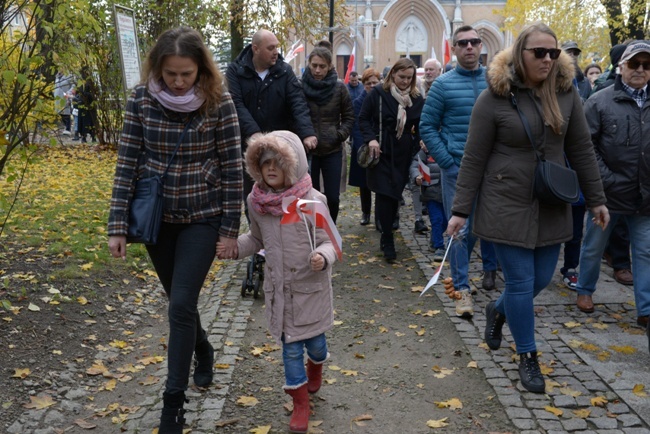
[161,118,194,181]
[509,91,542,163]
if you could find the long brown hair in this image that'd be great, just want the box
[382,58,420,98]
[512,22,563,134]
[142,27,223,115]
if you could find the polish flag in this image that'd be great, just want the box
[418,155,431,183]
[285,41,304,63]
[281,197,343,261]
[442,31,451,67]
[344,45,356,84]
[420,236,454,297]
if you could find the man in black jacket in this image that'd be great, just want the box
[226,29,317,201]
[577,41,650,328]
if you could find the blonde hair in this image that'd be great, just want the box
[142,26,223,115]
[511,22,563,134]
[382,58,420,98]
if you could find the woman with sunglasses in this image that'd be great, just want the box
[446,22,609,393]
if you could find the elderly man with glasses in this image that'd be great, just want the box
[577,41,650,336]
[419,25,499,318]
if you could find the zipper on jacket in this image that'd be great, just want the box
[626,115,630,146]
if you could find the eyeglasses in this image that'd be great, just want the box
[625,59,650,70]
[523,47,562,60]
[455,38,482,47]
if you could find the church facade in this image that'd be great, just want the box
[295,0,511,75]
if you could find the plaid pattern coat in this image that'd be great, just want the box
[108,85,243,239]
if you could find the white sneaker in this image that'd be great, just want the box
[455,291,474,318]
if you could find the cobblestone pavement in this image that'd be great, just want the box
[128,202,650,433]
[401,207,650,433]
[7,183,650,433]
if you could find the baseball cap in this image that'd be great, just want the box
[561,41,581,54]
[619,41,650,64]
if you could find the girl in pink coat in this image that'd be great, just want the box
[217,130,338,433]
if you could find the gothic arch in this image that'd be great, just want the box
[472,19,505,65]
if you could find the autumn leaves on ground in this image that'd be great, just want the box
[0,146,222,432]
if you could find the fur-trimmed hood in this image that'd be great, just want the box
[244,130,308,190]
[487,46,576,97]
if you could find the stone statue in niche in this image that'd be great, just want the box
[396,19,427,53]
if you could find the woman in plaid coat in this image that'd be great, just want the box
[108,27,243,433]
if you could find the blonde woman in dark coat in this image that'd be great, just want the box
[447,22,609,393]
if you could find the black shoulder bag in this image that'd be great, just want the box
[127,120,193,244]
[510,92,579,206]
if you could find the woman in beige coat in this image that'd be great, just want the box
[218,130,337,434]
[447,22,609,394]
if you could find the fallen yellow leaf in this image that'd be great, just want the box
[341,370,358,376]
[559,387,581,397]
[214,364,230,369]
[236,396,258,407]
[592,322,608,330]
[80,263,93,271]
[138,376,159,386]
[545,406,563,417]
[591,396,608,407]
[77,296,88,305]
[564,321,582,328]
[23,395,56,409]
[12,368,31,379]
[572,409,591,418]
[104,379,117,391]
[435,398,463,410]
[249,426,271,434]
[609,345,637,355]
[426,418,449,428]
[633,384,647,397]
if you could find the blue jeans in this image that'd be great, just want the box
[282,333,328,388]
[441,165,498,290]
[146,220,221,394]
[493,243,561,353]
[310,150,342,223]
[426,199,447,249]
[577,212,650,316]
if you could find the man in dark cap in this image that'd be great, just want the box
[561,41,591,100]
[578,41,650,329]
[592,42,630,93]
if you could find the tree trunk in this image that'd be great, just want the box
[230,0,244,61]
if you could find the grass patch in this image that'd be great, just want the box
[0,146,151,280]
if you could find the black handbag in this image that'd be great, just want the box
[126,120,192,244]
[511,92,579,205]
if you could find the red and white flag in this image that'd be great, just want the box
[285,40,304,63]
[281,197,343,261]
[420,236,454,297]
[418,155,431,183]
[442,30,451,67]
[343,44,356,84]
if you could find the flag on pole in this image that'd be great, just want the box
[431,46,437,61]
[285,40,304,63]
[442,31,451,67]
[343,44,356,84]
[418,155,431,183]
[420,236,454,297]
[281,197,343,261]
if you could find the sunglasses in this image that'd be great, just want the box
[455,38,482,47]
[625,59,650,70]
[524,47,562,59]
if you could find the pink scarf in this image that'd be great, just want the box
[250,174,313,216]
[147,78,204,113]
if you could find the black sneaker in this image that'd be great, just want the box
[413,219,428,234]
[518,352,545,393]
[484,301,506,350]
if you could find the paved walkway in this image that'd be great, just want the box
[127,199,650,433]
[10,188,649,433]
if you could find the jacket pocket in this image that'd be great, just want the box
[290,281,327,326]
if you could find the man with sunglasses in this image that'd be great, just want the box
[577,41,650,333]
[419,25,499,318]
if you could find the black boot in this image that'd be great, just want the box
[381,233,396,263]
[518,352,545,393]
[360,213,370,226]
[193,340,214,387]
[484,301,506,350]
[159,391,187,434]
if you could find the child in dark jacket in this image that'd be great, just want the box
[410,144,447,260]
